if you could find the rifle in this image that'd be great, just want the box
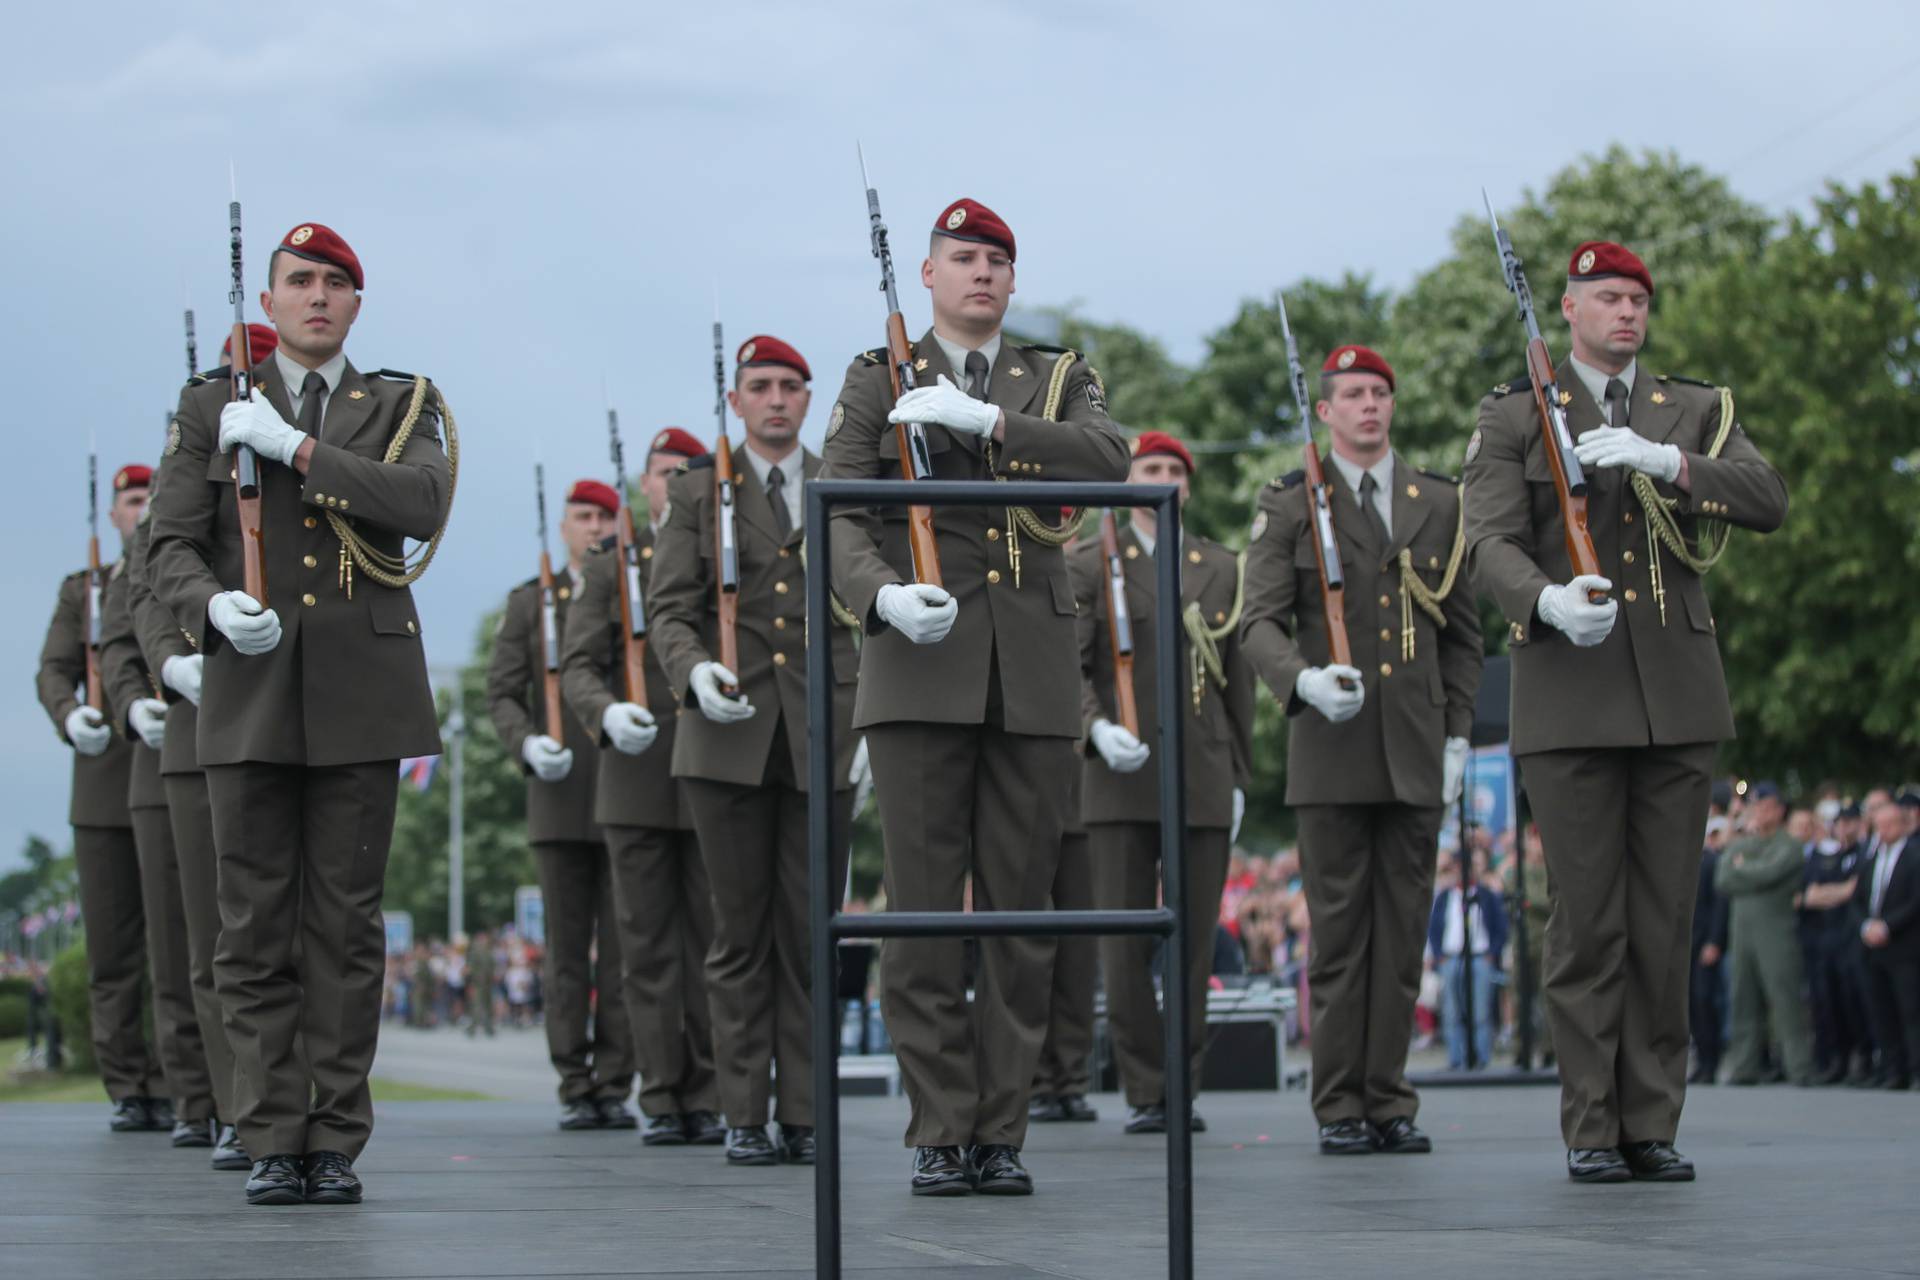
[606,403,650,708]
[227,174,267,605]
[1483,192,1606,602]
[857,144,942,588]
[1098,510,1140,737]
[83,452,104,712]
[534,464,564,743]
[711,309,741,693]
[1277,293,1355,683]
[184,307,198,380]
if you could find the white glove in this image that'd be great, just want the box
[601,702,658,755]
[160,653,203,706]
[65,705,111,757]
[1231,788,1246,843]
[875,582,958,645]
[887,374,1000,438]
[1573,425,1682,484]
[218,389,305,467]
[207,591,282,656]
[1442,736,1470,806]
[1090,718,1151,774]
[690,662,755,724]
[1536,576,1618,647]
[521,734,574,783]
[848,736,873,810]
[1295,665,1365,723]
[128,698,168,751]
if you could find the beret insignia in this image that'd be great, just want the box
[291,225,314,246]
[1577,248,1597,274]
[946,207,967,231]
[1336,348,1357,370]
[739,340,757,363]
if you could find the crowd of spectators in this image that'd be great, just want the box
[383,930,544,1036]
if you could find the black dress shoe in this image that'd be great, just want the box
[244,1154,307,1206]
[559,1100,603,1131]
[725,1125,779,1166]
[640,1112,687,1145]
[1566,1147,1633,1183]
[1028,1094,1068,1123]
[911,1145,973,1196]
[212,1125,251,1172]
[1372,1117,1432,1154]
[684,1110,726,1145]
[779,1124,816,1165]
[1188,1106,1207,1133]
[1686,1065,1717,1085]
[598,1098,640,1130]
[1883,1076,1913,1091]
[1124,1103,1168,1134]
[110,1098,147,1133]
[1058,1094,1098,1122]
[144,1098,176,1131]
[304,1150,363,1204]
[172,1118,214,1148]
[1619,1140,1694,1182]
[970,1144,1033,1196]
[1318,1118,1374,1155]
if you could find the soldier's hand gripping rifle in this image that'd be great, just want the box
[711,310,742,695]
[227,183,267,604]
[534,464,565,743]
[83,451,104,712]
[1098,510,1141,737]
[1483,192,1606,602]
[1278,293,1355,687]
[607,403,650,708]
[858,145,942,588]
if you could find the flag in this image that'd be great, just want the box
[399,755,440,792]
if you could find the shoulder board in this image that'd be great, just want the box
[1269,469,1305,490]
[369,368,429,383]
[676,455,716,474]
[1657,374,1717,389]
[187,364,232,387]
[1020,343,1079,358]
[1418,467,1459,485]
[1490,375,1531,397]
[856,347,886,366]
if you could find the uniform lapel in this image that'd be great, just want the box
[988,342,1045,420]
[1387,451,1432,561]
[1630,369,1685,444]
[1122,523,1159,611]
[732,445,779,544]
[255,358,296,428]
[322,361,377,450]
[1555,356,1614,495]
[1327,458,1380,559]
[908,327,973,456]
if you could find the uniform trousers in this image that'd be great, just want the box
[130,804,212,1121]
[530,839,633,1104]
[72,824,163,1102]
[165,775,236,1123]
[603,824,718,1118]
[1033,829,1097,1100]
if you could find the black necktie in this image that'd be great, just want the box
[1605,377,1629,430]
[765,466,792,541]
[1357,472,1391,547]
[299,371,326,440]
[965,350,990,401]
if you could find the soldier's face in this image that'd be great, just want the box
[729,368,810,452]
[1316,373,1393,454]
[262,259,360,364]
[560,501,614,560]
[1128,454,1191,506]
[109,488,147,539]
[922,238,1013,333]
[640,451,683,521]
[1560,280,1648,366]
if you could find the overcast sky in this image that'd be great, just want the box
[5,1,1917,874]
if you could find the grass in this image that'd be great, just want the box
[1,1039,496,1104]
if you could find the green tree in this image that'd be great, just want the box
[0,835,57,917]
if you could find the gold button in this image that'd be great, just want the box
[406,620,417,635]
[1380,628,1392,642]
[774,581,789,594]
[1624,511,1635,524]
[1215,610,1226,623]
[1429,556,1439,568]
[778,547,790,558]
[303,554,318,569]
[772,652,787,667]
[1511,623,1524,641]
[230,468,238,480]
[304,516,318,529]
[641,546,653,560]
[1124,545,1138,559]
[1624,589,1638,602]
[301,593,316,607]
[1622,550,1635,565]
[774,617,787,630]
[558,587,570,600]
[987,570,1001,584]
[339,499,349,510]
[312,492,325,502]
[1379,595,1391,608]
[987,528,1000,541]
[1188,549,1202,564]
[1033,464,1043,473]
[1380,662,1393,677]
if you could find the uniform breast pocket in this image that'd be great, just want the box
[205,450,238,485]
[368,590,421,639]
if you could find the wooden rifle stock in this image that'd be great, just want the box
[1301,444,1355,686]
[537,549,565,743]
[614,508,649,709]
[228,321,267,605]
[712,432,741,691]
[1098,511,1140,737]
[1524,341,1607,602]
[885,312,943,589]
[83,534,104,712]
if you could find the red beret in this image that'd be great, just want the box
[736,334,811,381]
[221,323,279,367]
[1129,430,1195,473]
[1321,345,1395,391]
[1568,240,1652,295]
[114,464,153,492]
[934,198,1015,262]
[566,479,620,515]
[277,222,364,290]
[647,427,708,460]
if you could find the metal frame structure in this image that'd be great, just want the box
[806,478,1192,1278]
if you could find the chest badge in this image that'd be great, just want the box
[1650,391,1667,405]
[913,357,929,373]
[348,389,367,400]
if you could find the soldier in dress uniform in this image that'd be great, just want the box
[485,477,636,1130]
[1029,767,1098,1126]
[1068,431,1253,1134]
[560,427,723,1148]
[148,222,452,1205]
[97,505,214,1149]
[36,462,173,1134]
[647,335,865,1167]
[822,197,1130,1196]
[1241,345,1482,1157]
[1463,241,1787,1182]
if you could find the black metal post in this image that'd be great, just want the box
[805,479,1189,1279]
